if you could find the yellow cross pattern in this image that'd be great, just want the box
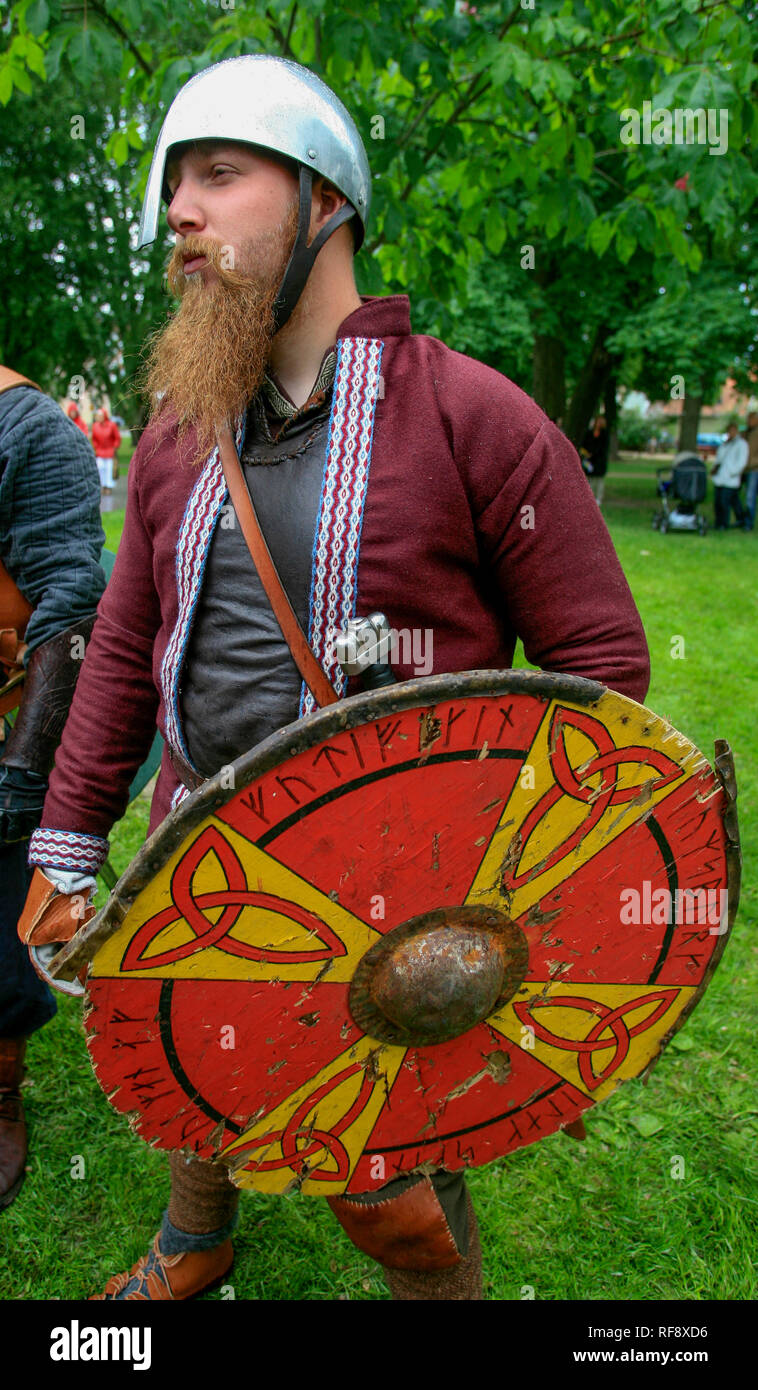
[487,980,695,1102]
[465,696,698,923]
[221,1033,407,1195]
[89,818,383,984]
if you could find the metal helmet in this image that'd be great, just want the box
[137,56,371,326]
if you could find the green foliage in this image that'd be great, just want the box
[617,409,655,452]
[0,0,756,426]
[0,63,169,418]
[611,265,757,403]
[445,256,533,382]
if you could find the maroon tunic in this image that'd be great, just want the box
[31,294,649,872]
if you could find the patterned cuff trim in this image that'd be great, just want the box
[28,827,109,874]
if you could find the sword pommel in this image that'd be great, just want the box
[335,612,396,688]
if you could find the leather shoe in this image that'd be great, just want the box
[90,1233,234,1300]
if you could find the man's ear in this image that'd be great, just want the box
[310,175,347,239]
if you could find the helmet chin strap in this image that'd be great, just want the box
[272,164,357,331]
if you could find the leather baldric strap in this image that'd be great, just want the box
[168,744,205,793]
[215,422,339,709]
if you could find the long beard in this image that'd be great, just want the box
[138,200,300,467]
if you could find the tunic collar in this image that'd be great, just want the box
[336,294,412,341]
[262,347,336,421]
[256,293,409,442]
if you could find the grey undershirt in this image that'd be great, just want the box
[181,394,330,777]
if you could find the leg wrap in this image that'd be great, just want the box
[328,1173,465,1271]
[383,1188,483,1301]
[168,1151,240,1239]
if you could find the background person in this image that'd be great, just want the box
[66,401,89,437]
[91,406,122,497]
[741,410,758,531]
[0,364,104,1210]
[711,420,748,530]
[582,416,610,506]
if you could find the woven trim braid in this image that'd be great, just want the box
[170,783,191,812]
[28,827,109,873]
[160,416,245,766]
[300,336,384,717]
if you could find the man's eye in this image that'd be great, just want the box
[167,166,232,197]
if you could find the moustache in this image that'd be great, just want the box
[166,237,254,297]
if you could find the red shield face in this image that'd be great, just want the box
[64,672,738,1195]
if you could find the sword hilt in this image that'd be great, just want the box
[335,612,396,690]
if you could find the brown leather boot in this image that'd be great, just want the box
[89,1233,234,1301]
[0,1037,27,1210]
[382,1190,483,1300]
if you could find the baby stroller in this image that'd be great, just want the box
[652,453,708,535]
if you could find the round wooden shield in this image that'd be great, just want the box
[62,671,739,1196]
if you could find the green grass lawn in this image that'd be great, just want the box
[3,455,756,1301]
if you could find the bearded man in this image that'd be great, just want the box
[19,55,649,1301]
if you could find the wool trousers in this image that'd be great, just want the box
[0,840,56,1039]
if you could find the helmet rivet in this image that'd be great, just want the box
[307,147,317,159]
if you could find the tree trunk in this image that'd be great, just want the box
[564,324,612,448]
[532,333,566,424]
[677,392,703,452]
[604,375,619,461]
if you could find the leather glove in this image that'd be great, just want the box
[0,764,48,843]
[18,866,97,995]
[18,866,97,947]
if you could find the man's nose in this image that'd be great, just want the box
[166,183,208,236]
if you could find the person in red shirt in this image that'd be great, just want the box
[91,408,121,497]
[66,402,88,438]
